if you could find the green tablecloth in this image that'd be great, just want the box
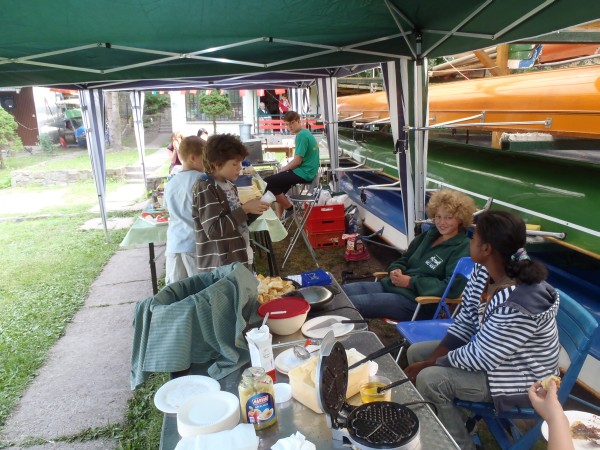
[120,206,287,247]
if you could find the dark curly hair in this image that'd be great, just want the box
[203,134,248,173]
[475,210,547,284]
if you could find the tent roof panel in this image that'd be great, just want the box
[0,0,597,88]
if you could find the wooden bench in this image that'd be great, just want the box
[258,118,325,133]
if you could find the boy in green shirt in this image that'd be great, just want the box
[264,111,320,219]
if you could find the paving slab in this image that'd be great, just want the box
[1,302,134,442]
[85,280,153,308]
[5,439,116,450]
[91,246,164,287]
[79,217,134,231]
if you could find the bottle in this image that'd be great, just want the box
[238,367,277,431]
[245,325,277,382]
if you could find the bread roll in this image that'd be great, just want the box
[540,374,561,390]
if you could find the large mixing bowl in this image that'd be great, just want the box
[257,297,311,335]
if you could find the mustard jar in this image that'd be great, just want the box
[238,367,277,430]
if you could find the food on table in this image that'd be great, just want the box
[571,421,600,442]
[256,275,296,304]
[140,211,169,225]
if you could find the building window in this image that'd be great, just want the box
[185,90,242,121]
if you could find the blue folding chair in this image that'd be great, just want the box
[455,289,599,450]
[394,256,475,363]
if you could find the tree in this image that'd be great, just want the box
[105,92,122,150]
[144,92,170,115]
[0,107,23,169]
[199,90,232,134]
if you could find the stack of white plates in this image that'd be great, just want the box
[154,375,221,414]
[177,391,240,437]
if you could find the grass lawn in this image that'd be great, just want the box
[26,148,157,171]
[0,148,162,189]
[0,215,126,428]
[0,179,138,218]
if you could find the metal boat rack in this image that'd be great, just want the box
[406,112,552,131]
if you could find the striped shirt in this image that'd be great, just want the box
[439,264,560,411]
[192,178,250,272]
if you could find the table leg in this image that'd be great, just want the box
[251,231,279,277]
[149,243,158,295]
[263,231,279,276]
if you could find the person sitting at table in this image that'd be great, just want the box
[163,136,208,284]
[404,210,559,450]
[192,134,270,272]
[343,189,476,322]
[263,110,320,220]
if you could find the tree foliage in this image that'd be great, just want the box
[0,107,24,169]
[199,90,232,134]
[144,93,170,115]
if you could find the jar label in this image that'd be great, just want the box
[244,392,276,426]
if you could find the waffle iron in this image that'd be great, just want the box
[315,333,420,450]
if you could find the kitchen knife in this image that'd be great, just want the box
[304,318,367,334]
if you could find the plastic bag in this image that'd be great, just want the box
[345,205,361,234]
[342,233,370,262]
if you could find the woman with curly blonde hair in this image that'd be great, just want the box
[344,189,476,321]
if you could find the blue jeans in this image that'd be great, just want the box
[343,281,419,321]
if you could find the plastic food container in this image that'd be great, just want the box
[288,348,370,413]
[257,297,310,336]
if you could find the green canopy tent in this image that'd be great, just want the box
[1,0,597,241]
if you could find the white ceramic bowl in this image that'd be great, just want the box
[258,297,311,336]
[176,391,240,437]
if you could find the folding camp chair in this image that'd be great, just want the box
[281,185,321,269]
[394,256,475,363]
[454,289,599,450]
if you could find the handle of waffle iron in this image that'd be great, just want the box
[348,340,404,370]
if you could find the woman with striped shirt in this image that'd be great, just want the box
[404,210,560,450]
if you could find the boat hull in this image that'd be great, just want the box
[338,65,600,139]
[338,128,600,257]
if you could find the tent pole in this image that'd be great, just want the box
[79,88,109,243]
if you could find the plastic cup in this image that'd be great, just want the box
[360,375,391,403]
[261,191,276,204]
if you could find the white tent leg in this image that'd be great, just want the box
[79,88,109,242]
[130,91,148,191]
[317,77,338,190]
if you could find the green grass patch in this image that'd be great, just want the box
[0,216,126,427]
[118,372,168,449]
[0,179,138,218]
[28,148,156,171]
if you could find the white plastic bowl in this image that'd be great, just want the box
[258,297,311,336]
[176,391,240,437]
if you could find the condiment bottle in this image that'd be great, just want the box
[238,367,277,431]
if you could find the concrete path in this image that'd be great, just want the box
[0,148,169,449]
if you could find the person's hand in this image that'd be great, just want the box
[404,360,434,384]
[390,269,411,288]
[528,380,565,424]
[242,199,270,215]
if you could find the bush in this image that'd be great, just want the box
[0,108,24,168]
[38,133,58,154]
